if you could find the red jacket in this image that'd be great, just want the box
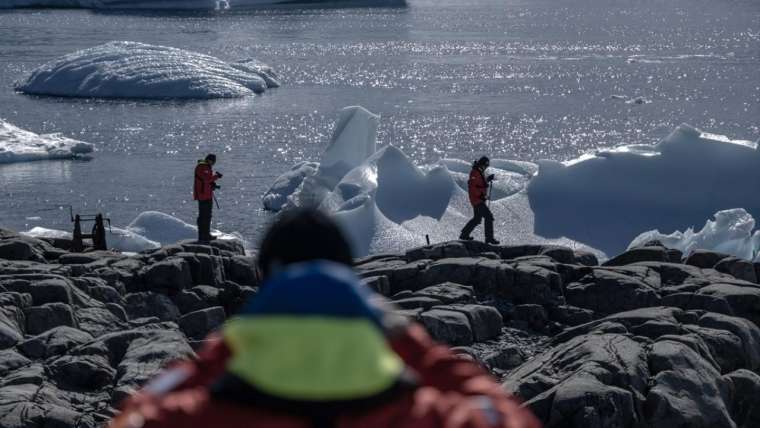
[194,161,218,201]
[468,166,488,206]
[109,324,540,428]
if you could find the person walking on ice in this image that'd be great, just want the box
[460,156,499,244]
[194,153,222,242]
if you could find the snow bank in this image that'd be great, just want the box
[629,209,760,261]
[264,106,597,257]
[0,119,93,164]
[16,41,279,100]
[528,124,760,255]
[22,211,240,253]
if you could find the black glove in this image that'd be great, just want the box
[212,183,221,190]
[215,172,223,179]
[487,174,495,182]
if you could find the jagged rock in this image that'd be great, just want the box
[685,250,731,269]
[393,296,442,310]
[77,307,128,337]
[228,255,258,286]
[573,251,599,266]
[217,282,257,316]
[697,283,760,327]
[25,302,76,335]
[362,275,391,295]
[0,240,34,261]
[406,241,469,261]
[483,345,525,370]
[139,258,192,292]
[547,305,594,326]
[435,304,503,341]
[172,285,221,314]
[661,292,734,315]
[565,269,660,315]
[112,329,194,405]
[18,326,93,359]
[413,282,475,304]
[0,350,30,377]
[178,307,226,340]
[698,313,760,371]
[513,304,548,331]
[420,308,473,346]
[603,246,670,266]
[49,354,116,390]
[176,252,225,287]
[2,277,72,305]
[505,333,649,427]
[0,311,23,349]
[0,292,32,309]
[723,369,760,428]
[1,364,45,386]
[714,257,758,283]
[124,292,181,322]
[644,340,733,428]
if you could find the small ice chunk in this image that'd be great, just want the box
[0,119,93,163]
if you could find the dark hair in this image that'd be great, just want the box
[476,156,490,166]
[205,153,217,162]
[257,208,353,280]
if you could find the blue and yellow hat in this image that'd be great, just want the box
[223,261,404,402]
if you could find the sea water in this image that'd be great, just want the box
[0,0,758,243]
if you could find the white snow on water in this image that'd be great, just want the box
[630,209,760,262]
[22,211,241,253]
[266,107,760,260]
[16,41,279,100]
[0,119,93,164]
[263,106,598,258]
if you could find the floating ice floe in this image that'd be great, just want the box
[528,124,760,256]
[22,211,241,253]
[264,106,599,257]
[629,209,760,261]
[0,119,93,164]
[16,41,279,100]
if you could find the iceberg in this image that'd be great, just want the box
[16,41,279,100]
[22,211,241,253]
[264,106,598,257]
[528,124,760,255]
[0,119,93,164]
[629,209,760,261]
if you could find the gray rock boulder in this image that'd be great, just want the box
[25,303,76,335]
[18,326,93,359]
[420,308,474,346]
[178,307,226,340]
[139,258,192,292]
[124,292,181,322]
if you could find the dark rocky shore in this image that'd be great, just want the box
[1,229,759,427]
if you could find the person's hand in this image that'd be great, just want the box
[487,174,495,182]
[215,172,223,179]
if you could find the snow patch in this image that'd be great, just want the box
[22,211,241,253]
[629,209,760,261]
[16,41,279,100]
[0,119,93,164]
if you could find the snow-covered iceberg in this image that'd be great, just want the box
[16,41,279,100]
[264,106,597,257]
[528,124,760,255]
[0,119,93,164]
[22,211,241,253]
[629,209,760,261]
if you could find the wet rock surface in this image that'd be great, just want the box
[2,230,760,427]
[0,229,256,427]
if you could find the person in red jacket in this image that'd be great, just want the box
[109,209,540,428]
[193,154,222,242]
[460,156,499,244]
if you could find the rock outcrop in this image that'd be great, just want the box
[1,229,759,427]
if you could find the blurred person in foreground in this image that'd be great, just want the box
[109,209,540,428]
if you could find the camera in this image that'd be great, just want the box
[487,174,495,182]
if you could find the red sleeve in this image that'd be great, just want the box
[390,324,541,428]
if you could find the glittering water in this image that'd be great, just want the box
[1,0,758,241]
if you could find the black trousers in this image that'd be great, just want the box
[460,203,494,240]
[197,200,213,241]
